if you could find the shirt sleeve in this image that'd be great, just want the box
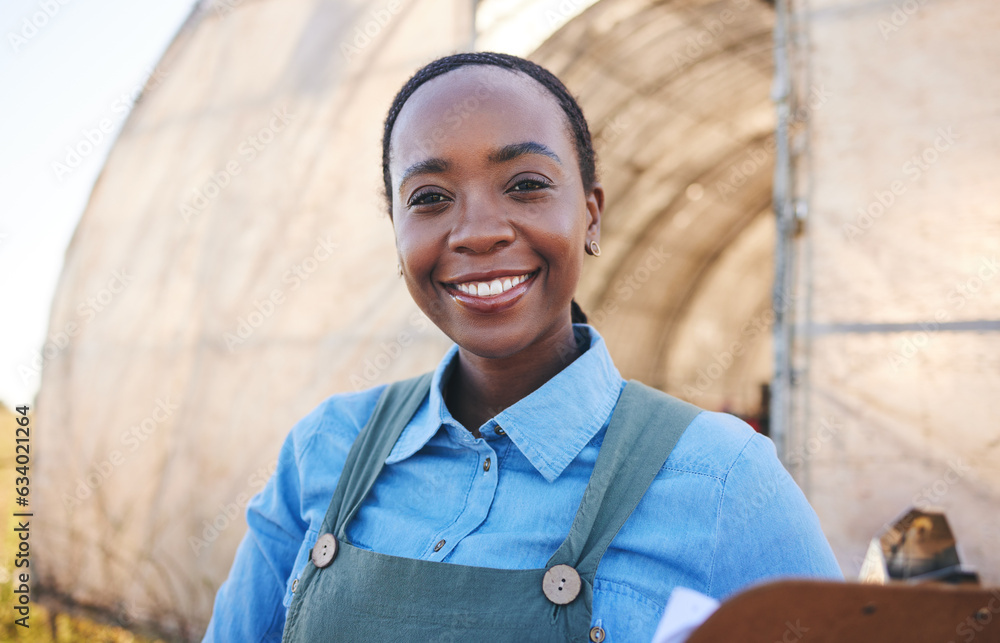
[202,409,320,642]
[708,432,844,598]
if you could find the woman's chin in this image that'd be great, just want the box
[444,323,535,361]
[445,316,578,364]
[453,335,528,361]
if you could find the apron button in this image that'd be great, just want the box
[311,533,338,569]
[589,626,606,642]
[542,564,581,605]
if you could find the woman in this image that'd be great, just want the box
[205,52,842,642]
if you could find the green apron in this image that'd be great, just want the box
[282,373,701,642]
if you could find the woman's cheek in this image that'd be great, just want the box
[395,223,430,269]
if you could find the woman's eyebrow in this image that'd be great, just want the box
[399,158,449,191]
[488,141,562,165]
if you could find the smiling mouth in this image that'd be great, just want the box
[447,271,536,297]
[441,269,539,313]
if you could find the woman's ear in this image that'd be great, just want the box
[585,183,604,240]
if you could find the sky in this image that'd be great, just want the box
[0,0,199,408]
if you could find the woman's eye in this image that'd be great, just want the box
[508,179,551,193]
[409,192,449,207]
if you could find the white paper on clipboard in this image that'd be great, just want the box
[649,586,720,643]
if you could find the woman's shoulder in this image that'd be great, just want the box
[285,383,390,456]
[661,406,777,481]
[621,382,772,480]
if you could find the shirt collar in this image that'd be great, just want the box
[386,324,625,483]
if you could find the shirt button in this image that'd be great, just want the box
[483,457,491,472]
[434,539,446,552]
[291,579,298,593]
[496,426,506,436]
[589,626,606,642]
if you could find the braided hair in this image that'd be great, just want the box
[381,52,596,324]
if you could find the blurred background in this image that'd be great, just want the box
[1,0,998,639]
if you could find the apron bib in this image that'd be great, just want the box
[282,373,701,642]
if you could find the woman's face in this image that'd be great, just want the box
[389,66,602,359]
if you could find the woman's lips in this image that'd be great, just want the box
[442,270,538,313]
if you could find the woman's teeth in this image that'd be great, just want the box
[453,273,532,297]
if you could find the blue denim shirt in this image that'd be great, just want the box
[204,324,842,642]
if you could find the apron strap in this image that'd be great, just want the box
[317,373,700,584]
[316,372,434,539]
[547,379,703,582]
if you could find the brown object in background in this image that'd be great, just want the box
[686,580,1000,643]
[859,507,980,585]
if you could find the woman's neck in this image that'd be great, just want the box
[444,324,585,436]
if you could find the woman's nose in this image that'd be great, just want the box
[447,199,516,254]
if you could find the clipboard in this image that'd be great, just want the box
[684,580,1000,642]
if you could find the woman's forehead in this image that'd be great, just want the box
[389,66,570,165]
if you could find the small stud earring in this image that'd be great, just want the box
[588,240,601,257]
[397,263,403,277]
